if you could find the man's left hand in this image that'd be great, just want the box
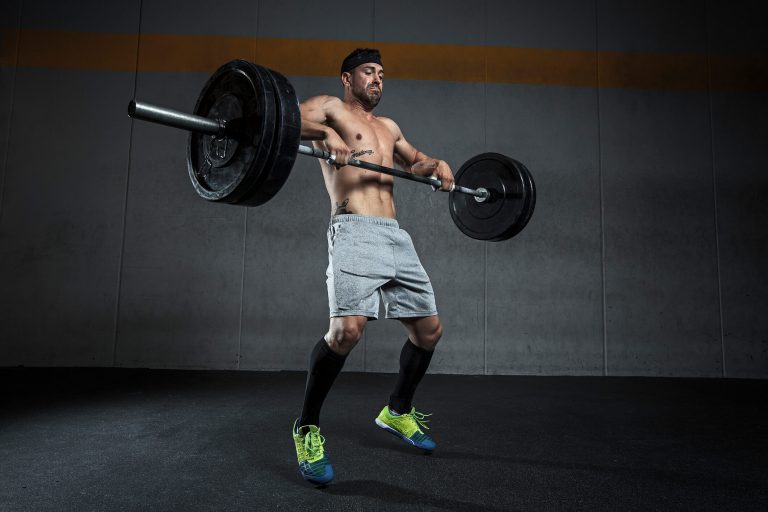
[432,160,455,192]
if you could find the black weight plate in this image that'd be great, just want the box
[233,66,301,206]
[517,160,536,233]
[448,153,536,241]
[187,59,276,203]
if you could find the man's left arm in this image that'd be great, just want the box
[386,119,455,192]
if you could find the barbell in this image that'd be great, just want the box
[127,59,536,241]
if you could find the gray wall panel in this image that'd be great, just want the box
[0,68,135,366]
[0,1,138,367]
[711,93,768,378]
[258,0,374,41]
[598,0,721,376]
[116,213,244,369]
[117,71,244,368]
[707,0,768,379]
[20,0,140,32]
[600,90,721,376]
[486,84,603,375]
[706,0,768,55]
[140,0,258,36]
[597,0,706,53]
[375,0,485,45]
[487,0,596,49]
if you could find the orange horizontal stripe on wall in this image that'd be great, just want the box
[1,30,766,92]
[14,30,139,71]
[599,51,709,91]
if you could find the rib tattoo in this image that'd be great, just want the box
[335,198,352,215]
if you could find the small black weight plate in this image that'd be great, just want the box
[448,153,536,241]
[187,59,276,204]
[232,66,301,206]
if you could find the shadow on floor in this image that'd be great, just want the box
[321,479,515,512]
[358,435,762,491]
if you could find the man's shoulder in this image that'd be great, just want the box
[375,116,401,135]
[303,94,343,109]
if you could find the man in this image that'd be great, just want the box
[292,48,455,485]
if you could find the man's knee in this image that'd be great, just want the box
[326,317,366,355]
[414,320,443,351]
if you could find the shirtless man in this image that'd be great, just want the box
[291,48,455,485]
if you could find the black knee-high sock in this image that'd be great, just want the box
[388,339,434,414]
[299,338,347,428]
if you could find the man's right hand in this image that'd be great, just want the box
[323,129,351,166]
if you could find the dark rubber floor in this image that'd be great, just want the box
[1,368,766,511]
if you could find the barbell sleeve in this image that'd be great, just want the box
[128,100,226,136]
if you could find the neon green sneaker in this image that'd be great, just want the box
[375,406,437,452]
[292,419,334,485]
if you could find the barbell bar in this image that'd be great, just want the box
[126,59,536,241]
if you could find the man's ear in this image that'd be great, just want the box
[341,71,352,87]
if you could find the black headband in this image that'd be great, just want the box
[340,49,383,74]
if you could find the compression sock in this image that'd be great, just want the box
[299,337,347,428]
[388,338,434,414]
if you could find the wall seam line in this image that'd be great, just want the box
[483,0,489,376]
[704,0,726,378]
[237,210,247,370]
[595,0,608,377]
[238,0,261,371]
[112,0,144,367]
[0,3,23,228]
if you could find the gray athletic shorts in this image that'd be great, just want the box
[326,214,438,320]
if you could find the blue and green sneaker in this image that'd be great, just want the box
[292,419,334,485]
[375,406,437,452]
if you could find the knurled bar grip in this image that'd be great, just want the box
[127,100,489,200]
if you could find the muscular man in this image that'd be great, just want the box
[291,48,455,485]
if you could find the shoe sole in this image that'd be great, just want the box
[375,418,434,453]
[298,470,332,486]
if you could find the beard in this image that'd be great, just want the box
[354,83,381,108]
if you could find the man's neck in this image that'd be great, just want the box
[344,96,376,117]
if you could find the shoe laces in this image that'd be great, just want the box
[405,408,432,432]
[303,429,325,459]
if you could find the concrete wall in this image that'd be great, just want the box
[0,0,765,378]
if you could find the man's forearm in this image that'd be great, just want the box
[301,120,332,141]
[410,152,440,177]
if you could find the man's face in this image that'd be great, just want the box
[346,63,384,108]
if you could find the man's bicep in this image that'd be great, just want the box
[394,135,421,166]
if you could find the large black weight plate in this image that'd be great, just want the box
[187,60,276,204]
[449,153,536,241]
[233,67,301,206]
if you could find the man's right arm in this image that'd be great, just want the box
[300,95,351,165]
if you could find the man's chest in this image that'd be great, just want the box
[331,115,395,153]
